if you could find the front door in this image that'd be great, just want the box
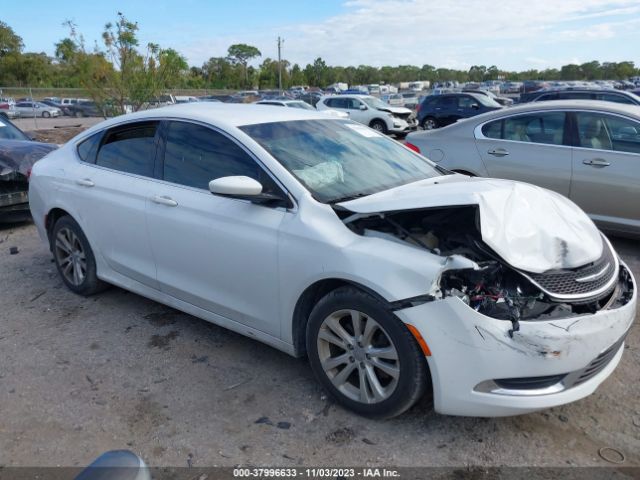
[145,120,288,336]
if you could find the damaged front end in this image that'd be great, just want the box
[339,204,634,330]
[0,140,57,221]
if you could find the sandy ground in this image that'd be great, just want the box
[0,221,638,469]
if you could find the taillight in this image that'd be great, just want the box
[404,142,421,153]
[416,103,421,113]
[26,167,32,182]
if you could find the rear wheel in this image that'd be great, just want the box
[51,216,107,296]
[306,287,428,418]
[369,119,388,135]
[75,110,84,118]
[421,117,437,130]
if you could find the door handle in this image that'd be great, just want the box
[152,195,178,207]
[583,158,611,167]
[75,178,94,187]
[487,148,509,157]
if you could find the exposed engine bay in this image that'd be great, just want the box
[339,205,633,333]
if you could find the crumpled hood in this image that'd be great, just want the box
[338,175,603,274]
[378,106,412,115]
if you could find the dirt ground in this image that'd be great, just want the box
[0,221,638,469]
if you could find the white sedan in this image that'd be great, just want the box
[29,104,636,418]
[255,99,348,118]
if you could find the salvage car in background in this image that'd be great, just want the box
[520,88,640,106]
[317,94,416,135]
[0,117,57,221]
[416,92,502,130]
[29,103,636,418]
[406,100,640,237]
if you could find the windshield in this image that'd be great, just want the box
[0,117,30,141]
[362,96,391,110]
[475,95,501,107]
[240,119,441,203]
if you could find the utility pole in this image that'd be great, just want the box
[277,36,284,94]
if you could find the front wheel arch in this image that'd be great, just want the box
[291,278,389,357]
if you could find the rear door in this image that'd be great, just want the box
[569,111,640,234]
[72,121,161,287]
[475,111,572,195]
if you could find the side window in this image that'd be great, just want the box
[576,113,640,154]
[163,121,276,192]
[96,122,158,177]
[439,96,456,108]
[481,120,502,139]
[347,98,362,109]
[598,93,634,105]
[458,96,475,109]
[327,98,347,109]
[560,92,595,100]
[537,93,558,102]
[502,113,565,145]
[76,132,102,163]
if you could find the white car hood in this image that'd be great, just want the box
[338,175,603,274]
[379,106,412,115]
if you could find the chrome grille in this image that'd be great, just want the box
[521,239,618,300]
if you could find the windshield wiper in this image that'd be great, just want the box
[328,192,371,204]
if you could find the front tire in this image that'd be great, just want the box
[306,287,428,418]
[369,119,388,135]
[42,111,51,118]
[51,216,107,296]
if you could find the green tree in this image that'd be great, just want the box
[0,21,23,57]
[227,43,261,87]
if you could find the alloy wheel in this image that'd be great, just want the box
[54,227,87,286]
[317,309,400,404]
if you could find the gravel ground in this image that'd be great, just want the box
[0,222,638,469]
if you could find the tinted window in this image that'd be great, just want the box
[481,120,502,139]
[76,132,102,163]
[558,92,595,100]
[439,96,456,108]
[576,113,640,154]
[482,113,565,145]
[536,93,558,101]
[163,121,269,190]
[598,93,634,105]
[458,96,477,109]
[96,122,158,176]
[326,98,348,109]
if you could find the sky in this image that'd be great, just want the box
[3,0,640,71]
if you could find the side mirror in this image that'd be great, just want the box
[359,104,367,110]
[471,103,480,110]
[209,176,262,196]
[209,176,290,208]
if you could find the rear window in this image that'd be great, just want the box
[76,132,102,163]
[96,122,158,177]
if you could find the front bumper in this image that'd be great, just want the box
[395,264,636,417]
[389,117,418,133]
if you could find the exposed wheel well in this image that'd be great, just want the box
[291,278,388,357]
[369,118,387,127]
[45,208,72,245]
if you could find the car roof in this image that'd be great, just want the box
[445,100,640,129]
[75,103,336,138]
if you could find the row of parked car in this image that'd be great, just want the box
[0,96,104,119]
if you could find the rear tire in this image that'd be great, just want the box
[51,216,107,296]
[75,110,84,118]
[369,119,388,135]
[306,286,428,418]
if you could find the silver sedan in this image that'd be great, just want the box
[406,100,640,237]
[13,101,61,118]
